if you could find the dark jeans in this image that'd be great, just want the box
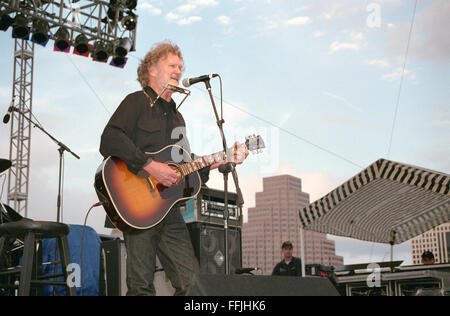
[123,207,199,296]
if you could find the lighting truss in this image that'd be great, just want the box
[1,0,138,218]
[0,0,138,61]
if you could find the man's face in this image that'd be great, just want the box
[422,257,435,265]
[282,246,293,260]
[149,53,183,93]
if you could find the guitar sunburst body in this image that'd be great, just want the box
[95,145,200,232]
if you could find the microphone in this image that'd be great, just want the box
[3,98,16,124]
[182,74,218,87]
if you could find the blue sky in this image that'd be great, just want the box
[0,0,449,265]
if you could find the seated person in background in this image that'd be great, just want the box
[421,251,435,265]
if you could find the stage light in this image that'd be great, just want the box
[12,14,29,39]
[110,37,131,68]
[122,12,136,31]
[124,0,137,10]
[107,0,123,21]
[110,56,128,68]
[74,34,89,55]
[54,26,70,52]
[0,11,14,32]
[92,41,109,62]
[115,37,132,58]
[31,19,50,46]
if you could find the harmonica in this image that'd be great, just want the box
[166,84,191,95]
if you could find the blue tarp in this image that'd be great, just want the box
[41,224,101,296]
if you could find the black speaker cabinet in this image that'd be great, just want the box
[187,274,340,296]
[99,238,175,296]
[187,222,242,275]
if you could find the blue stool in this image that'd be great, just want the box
[0,218,77,296]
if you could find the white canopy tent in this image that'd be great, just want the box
[298,158,449,272]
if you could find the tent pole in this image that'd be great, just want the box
[300,228,306,277]
[390,243,394,262]
[390,230,396,271]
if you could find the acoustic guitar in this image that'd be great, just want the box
[94,135,265,232]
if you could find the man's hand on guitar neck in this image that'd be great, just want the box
[233,141,250,164]
[211,141,249,170]
[143,160,179,187]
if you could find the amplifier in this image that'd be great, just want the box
[181,186,242,228]
[99,237,174,296]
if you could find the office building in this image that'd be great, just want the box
[242,175,343,274]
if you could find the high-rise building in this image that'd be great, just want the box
[411,222,450,265]
[242,175,343,274]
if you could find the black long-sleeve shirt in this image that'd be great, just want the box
[100,86,210,182]
[271,257,303,276]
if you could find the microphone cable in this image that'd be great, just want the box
[79,201,104,296]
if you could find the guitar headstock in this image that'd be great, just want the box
[245,135,265,154]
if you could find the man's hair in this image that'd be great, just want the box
[421,251,434,260]
[137,40,183,88]
[282,241,293,249]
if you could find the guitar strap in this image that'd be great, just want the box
[142,88,157,108]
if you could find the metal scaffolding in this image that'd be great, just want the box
[7,39,34,217]
[1,0,138,217]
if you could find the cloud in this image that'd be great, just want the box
[267,163,343,202]
[216,16,231,25]
[139,3,162,16]
[367,59,390,68]
[256,14,312,33]
[329,41,360,54]
[165,13,202,25]
[278,111,293,126]
[413,0,450,62]
[177,16,202,25]
[381,68,417,83]
[313,31,325,38]
[206,162,341,223]
[189,0,219,6]
[284,16,312,26]
[166,0,219,26]
[165,12,179,21]
[385,0,450,63]
[329,236,412,265]
[350,32,364,41]
[176,4,197,14]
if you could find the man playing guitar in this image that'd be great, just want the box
[99,41,249,296]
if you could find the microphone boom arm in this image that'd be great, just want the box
[7,106,80,223]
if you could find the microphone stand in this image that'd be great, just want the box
[10,107,80,223]
[203,79,244,275]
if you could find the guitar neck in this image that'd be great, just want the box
[179,144,245,177]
